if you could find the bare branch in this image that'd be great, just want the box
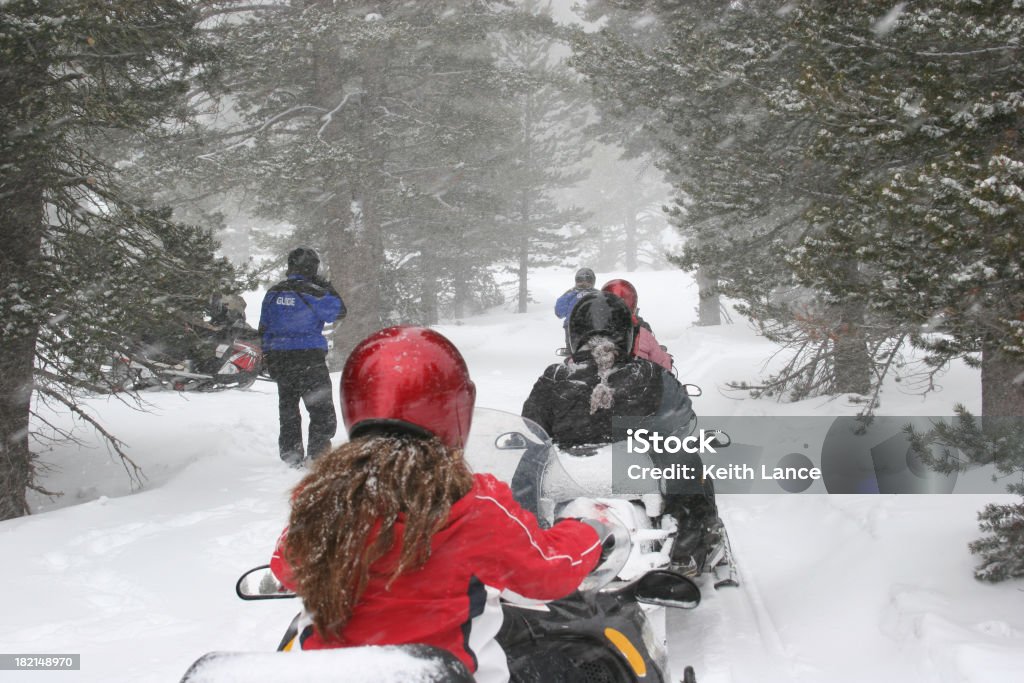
[33,386,146,489]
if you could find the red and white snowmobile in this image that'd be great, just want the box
[110,333,264,392]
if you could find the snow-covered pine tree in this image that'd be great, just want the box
[765,1,1023,416]
[971,500,1024,582]
[491,2,591,313]
[575,1,1023,413]
[561,145,674,274]
[783,2,1023,577]
[573,0,880,396]
[907,408,1024,582]
[200,2,589,352]
[0,0,235,520]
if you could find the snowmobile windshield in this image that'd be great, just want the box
[464,408,623,527]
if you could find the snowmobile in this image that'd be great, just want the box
[551,436,739,590]
[520,373,738,589]
[217,562,701,683]
[183,408,705,683]
[109,325,263,392]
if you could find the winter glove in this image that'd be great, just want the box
[579,518,617,565]
[311,275,340,298]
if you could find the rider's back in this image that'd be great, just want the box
[522,351,692,447]
[272,472,599,679]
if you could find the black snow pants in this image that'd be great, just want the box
[265,349,337,465]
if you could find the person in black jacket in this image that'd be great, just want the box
[259,247,346,466]
[522,291,721,575]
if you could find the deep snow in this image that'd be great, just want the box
[2,267,1021,682]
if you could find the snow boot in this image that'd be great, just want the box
[668,495,723,577]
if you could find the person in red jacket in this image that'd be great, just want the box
[269,326,604,682]
[601,279,674,371]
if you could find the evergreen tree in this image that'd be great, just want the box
[564,145,673,273]
[492,4,591,312]
[811,2,1023,416]
[908,409,1024,582]
[574,1,1023,413]
[574,1,878,395]
[0,0,233,519]
[743,1,1024,414]
[205,1,571,356]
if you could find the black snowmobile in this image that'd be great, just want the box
[211,563,700,683]
[182,409,704,683]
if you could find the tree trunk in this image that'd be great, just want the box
[328,190,383,367]
[452,274,468,319]
[624,207,638,272]
[0,334,35,520]
[323,39,387,367]
[695,265,721,326]
[832,309,871,395]
[420,254,438,326]
[0,186,43,520]
[981,343,1024,417]
[517,234,529,314]
[831,261,871,395]
[517,189,530,313]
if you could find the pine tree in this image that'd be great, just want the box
[971,502,1024,582]
[565,145,673,273]
[0,0,233,519]
[908,408,1024,582]
[574,0,879,396]
[491,4,591,313]
[574,1,1024,413]
[203,1,580,355]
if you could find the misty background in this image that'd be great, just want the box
[1,0,1022,586]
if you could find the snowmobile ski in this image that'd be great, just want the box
[711,528,740,589]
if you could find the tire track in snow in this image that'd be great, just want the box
[666,527,806,682]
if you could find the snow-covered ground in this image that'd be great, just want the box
[3,268,1021,682]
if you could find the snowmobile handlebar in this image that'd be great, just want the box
[557,499,633,592]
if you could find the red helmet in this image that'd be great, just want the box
[601,279,639,317]
[341,326,476,450]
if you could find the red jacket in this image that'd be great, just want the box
[270,473,601,675]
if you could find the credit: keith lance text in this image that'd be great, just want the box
[626,463,822,482]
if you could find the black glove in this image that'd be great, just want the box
[579,518,616,564]
[598,533,617,565]
[311,275,339,297]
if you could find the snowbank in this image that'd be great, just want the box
[3,267,1020,683]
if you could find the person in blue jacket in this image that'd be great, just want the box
[259,247,346,466]
[554,268,597,348]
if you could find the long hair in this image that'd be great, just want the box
[585,335,620,413]
[283,433,474,639]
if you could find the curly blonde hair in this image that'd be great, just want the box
[283,433,474,639]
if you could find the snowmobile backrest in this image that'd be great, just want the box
[180,646,473,683]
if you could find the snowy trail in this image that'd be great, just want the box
[667,515,800,683]
[5,267,1023,683]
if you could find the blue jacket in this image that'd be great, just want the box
[258,275,345,352]
[554,287,596,328]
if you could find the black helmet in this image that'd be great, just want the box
[568,291,635,357]
[575,267,596,288]
[287,247,320,278]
